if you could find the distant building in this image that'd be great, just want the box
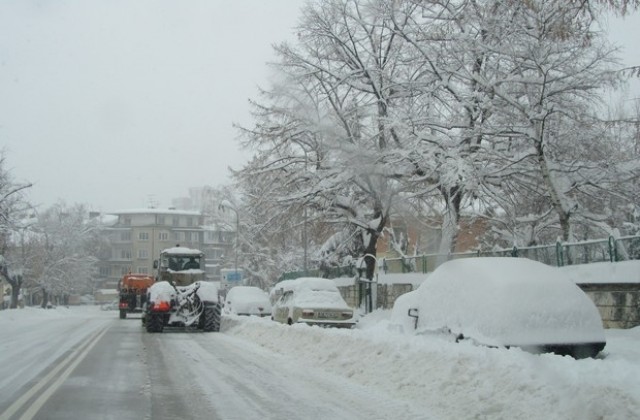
[95,208,234,289]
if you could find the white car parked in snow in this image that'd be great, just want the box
[223,286,272,317]
[390,257,606,358]
[268,279,298,305]
[272,277,356,328]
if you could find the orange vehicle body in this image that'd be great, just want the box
[118,273,155,319]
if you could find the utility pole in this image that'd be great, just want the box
[303,206,308,275]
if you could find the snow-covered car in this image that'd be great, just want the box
[272,277,355,328]
[223,286,272,317]
[390,257,606,359]
[268,279,298,305]
[100,300,119,311]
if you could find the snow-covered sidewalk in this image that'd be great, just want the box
[224,311,640,419]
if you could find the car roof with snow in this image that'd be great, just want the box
[161,246,203,256]
[282,277,347,308]
[290,277,339,292]
[269,279,300,298]
[227,286,269,298]
[392,257,605,351]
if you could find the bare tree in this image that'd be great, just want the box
[0,152,32,308]
[236,0,435,279]
[234,0,639,281]
[30,203,99,307]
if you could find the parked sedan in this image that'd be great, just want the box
[223,286,272,317]
[390,257,606,359]
[272,277,355,328]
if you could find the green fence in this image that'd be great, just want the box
[277,264,355,282]
[279,235,640,281]
[380,235,640,275]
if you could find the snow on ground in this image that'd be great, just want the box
[559,260,640,283]
[0,305,639,418]
[0,306,113,410]
[3,261,640,419]
[223,314,640,419]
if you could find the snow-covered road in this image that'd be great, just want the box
[157,329,427,419]
[0,307,426,419]
[1,306,639,419]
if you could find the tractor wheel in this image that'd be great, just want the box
[146,313,164,333]
[213,304,221,332]
[119,310,126,319]
[202,304,221,332]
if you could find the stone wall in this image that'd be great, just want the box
[338,283,413,311]
[578,283,640,329]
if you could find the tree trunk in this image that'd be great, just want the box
[5,275,22,309]
[535,139,573,242]
[10,285,20,309]
[437,185,463,264]
[41,290,49,309]
[362,235,378,281]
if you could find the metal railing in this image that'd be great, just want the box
[279,234,640,280]
[379,235,640,275]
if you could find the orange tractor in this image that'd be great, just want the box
[118,273,155,319]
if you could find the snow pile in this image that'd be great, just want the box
[160,246,202,255]
[0,305,101,322]
[224,315,640,419]
[191,281,219,303]
[559,260,640,284]
[148,281,176,303]
[293,289,349,308]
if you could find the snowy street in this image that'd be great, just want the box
[0,307,425,419]
[1,306,639,419]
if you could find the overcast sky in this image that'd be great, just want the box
[0,0,301,213]
[1,1,639,214]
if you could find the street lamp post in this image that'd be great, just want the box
[218,199,239,278]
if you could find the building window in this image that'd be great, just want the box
[123,217,131,226]
[187,217,193,227]
[121,250,131,260]
[121,231,131,241]
[139,232,149,241]
[137,267,148,274]
[138,249,148,259]
[172,216,179,227]
[157,215,165,225]
[185,232,192,242]
[121,266,129,275]
[99,266,110,277]
[159,232,168,241]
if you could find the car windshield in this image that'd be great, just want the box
[293,289,345,307]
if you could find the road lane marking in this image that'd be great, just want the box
[0,325,109,420]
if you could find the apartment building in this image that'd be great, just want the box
[97,208,234,289]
